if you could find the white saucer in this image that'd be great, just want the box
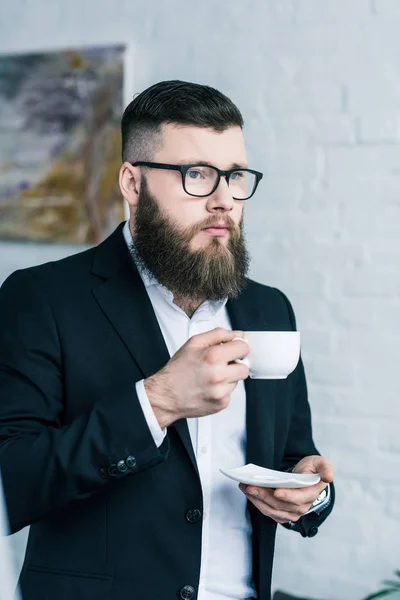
[220,463,321,489]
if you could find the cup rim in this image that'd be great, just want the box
[243,331,300,335]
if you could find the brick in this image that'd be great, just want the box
[330,299,400,328]
[263,115,356,144]
[340,204,400,240]
[377,424,400,454]
[324,175,400,207]
[313,116,357,143]
[313,417,378,451]
[331,447,400,484]
[263,143,321,176]
[358,113,400,142]
[256,204,339,239]
[300,329,333,354]
[270,0,295,18]
[373,0,400,14]
[308,386,369,419]
[348,77,400,110]
[263,82,344,114]
[296,0,373,20]
[386,487,400,519]
[325,145,400,177]
[306,355,356,386]
[247,176,303,209]
[343,268,400,297]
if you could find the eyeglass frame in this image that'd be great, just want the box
[130,161,263,200]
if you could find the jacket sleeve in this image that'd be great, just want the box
[275,288,335,537]
[0,269,169,534]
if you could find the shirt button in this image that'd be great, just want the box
[185,509,202,523]
[180,585,195,600]
[117,460,127,473]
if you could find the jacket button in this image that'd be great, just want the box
[186,509,202,523]
[117,460,127,473]
[308,526,318,538]
[180,585,195,599]
[126,455,136,468]
[108,464,118,477]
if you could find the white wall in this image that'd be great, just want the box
[1,1,400,598]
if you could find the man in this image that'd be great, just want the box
[0,80,334,600]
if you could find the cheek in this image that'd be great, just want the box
[167,198,209,232]
[151,182,200,230]
[233,202,244,225]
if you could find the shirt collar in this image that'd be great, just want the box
[122,220,228,317]
[122,220,158,289]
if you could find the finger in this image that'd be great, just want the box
[192,328,244,348]
[225,362,249,383]
[273,481,328,506]
[245,494,301,523]
[317,461,334,483]
[214,339,250,364]
[243,485,307,513]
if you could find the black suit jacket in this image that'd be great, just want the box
[0,224,334,600]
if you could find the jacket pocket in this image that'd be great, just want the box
[20,566,113,600]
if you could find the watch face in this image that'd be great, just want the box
[312,487,327,507]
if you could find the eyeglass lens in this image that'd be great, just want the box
[184,166,256,199]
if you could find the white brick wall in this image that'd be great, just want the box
[1,1,400,598]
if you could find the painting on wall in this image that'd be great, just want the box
[0,45,126,244]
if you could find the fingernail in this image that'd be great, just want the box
[275,493,285,500]
[246,488,259,497]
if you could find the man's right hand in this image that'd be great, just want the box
[144,328,250,428]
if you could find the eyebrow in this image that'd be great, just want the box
[179,160,248,170]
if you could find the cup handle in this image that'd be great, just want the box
[232,337,250,367]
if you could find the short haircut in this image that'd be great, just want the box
[121,80,244,162]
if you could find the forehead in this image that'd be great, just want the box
[155,123,247,168]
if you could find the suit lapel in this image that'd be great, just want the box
[91,225,198,474]
[227,290,276,468]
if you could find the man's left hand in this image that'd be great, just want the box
[239,456,334,524]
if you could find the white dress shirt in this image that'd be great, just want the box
[0,471,21,600]
[123,222,331,598]
[123,222,255,600]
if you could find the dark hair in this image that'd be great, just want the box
[121,80,244,162]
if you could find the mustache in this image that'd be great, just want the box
[184,215,240,240]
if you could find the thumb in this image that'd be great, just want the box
[294,456,334,483]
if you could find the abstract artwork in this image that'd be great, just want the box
[0,45,126,244]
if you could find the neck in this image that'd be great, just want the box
[172,295,205,318]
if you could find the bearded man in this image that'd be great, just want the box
[0,80,334,600]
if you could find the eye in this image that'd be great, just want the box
[230,171,245,181]
[187,169,204,180]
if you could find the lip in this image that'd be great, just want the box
[203,226,230,236]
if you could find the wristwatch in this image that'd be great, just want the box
[311,487,328,508]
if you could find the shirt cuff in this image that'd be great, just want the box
[135,379,167,448]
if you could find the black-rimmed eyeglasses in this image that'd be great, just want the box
[131,161,263,200]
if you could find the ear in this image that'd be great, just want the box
[119,162,141,208]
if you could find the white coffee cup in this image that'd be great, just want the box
[234,331,300,379]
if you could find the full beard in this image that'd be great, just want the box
[129,178,250,302]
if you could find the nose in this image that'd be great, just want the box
[206,176,234,212]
